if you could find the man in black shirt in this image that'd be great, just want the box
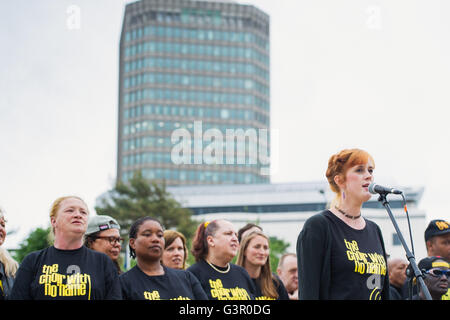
[388,258,408,300]
[411,256,449,300]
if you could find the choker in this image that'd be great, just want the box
[206,260,230,274]
[335,206,361,220]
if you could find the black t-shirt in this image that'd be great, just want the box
[325,211,387,300]
[0,266,4,300]
[119,264,208,300]
[9,246,121,300]
[252,274,290,300]
[0,261,13,300]
[390,283,409,300]
[187,260,256,300]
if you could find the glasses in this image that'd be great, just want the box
[95,236,123,245]
[425,268,450,278]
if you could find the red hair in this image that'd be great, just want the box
[326,148,374,200]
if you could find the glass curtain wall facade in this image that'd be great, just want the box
[118,0,270,185]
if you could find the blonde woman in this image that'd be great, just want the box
[236,231,289,300]
[0,208,18,300]
[10,196,121,300]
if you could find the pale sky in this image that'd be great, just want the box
[1,0,449,249]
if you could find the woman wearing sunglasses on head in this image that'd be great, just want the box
[85,215,123,274]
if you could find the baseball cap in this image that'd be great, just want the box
[418,256,450,271]
[86,215,120,236]
[424,219,450,242]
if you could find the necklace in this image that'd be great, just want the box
[206,260,230,274]
[335,206,361,220]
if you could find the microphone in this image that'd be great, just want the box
[368,183,403,195]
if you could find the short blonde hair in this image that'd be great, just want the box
[49,196,88,233]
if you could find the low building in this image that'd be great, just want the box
[168,181,428,260]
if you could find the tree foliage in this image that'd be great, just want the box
[14,227,52,263]
[268,236,290,272]
[95,171,197,241]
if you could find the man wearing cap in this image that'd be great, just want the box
[424,219,450,299]
[411,256,449,300]
[85,215,123,274]
[425,219,450,262]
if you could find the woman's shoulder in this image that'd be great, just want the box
[363,217,382,232]
[186,260,206,273]
[298,210,333,246]
[304,210,332,229]
[362,219,385,242]
[119,265,138,280]
[164,265,189,277]
[21,246,52,263]
[230,263,252,278]
[230,263,247,272]
[84,246,110,259]
[83,247,116,267]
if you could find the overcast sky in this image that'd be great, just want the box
[1,0,449,248]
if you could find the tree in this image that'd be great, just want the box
[268,236,290,272]
[14,227,52,263]
[95,171,197,241]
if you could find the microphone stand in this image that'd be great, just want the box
[377,193,432,300]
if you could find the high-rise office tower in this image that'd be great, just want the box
[118,0,270,185]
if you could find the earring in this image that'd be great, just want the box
[342,191,346,200]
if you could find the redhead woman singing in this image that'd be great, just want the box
[297,149,390,300]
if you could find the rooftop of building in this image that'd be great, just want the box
[167,181,424,208]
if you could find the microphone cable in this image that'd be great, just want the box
[400,192,415,257]
[401,192,416,299]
